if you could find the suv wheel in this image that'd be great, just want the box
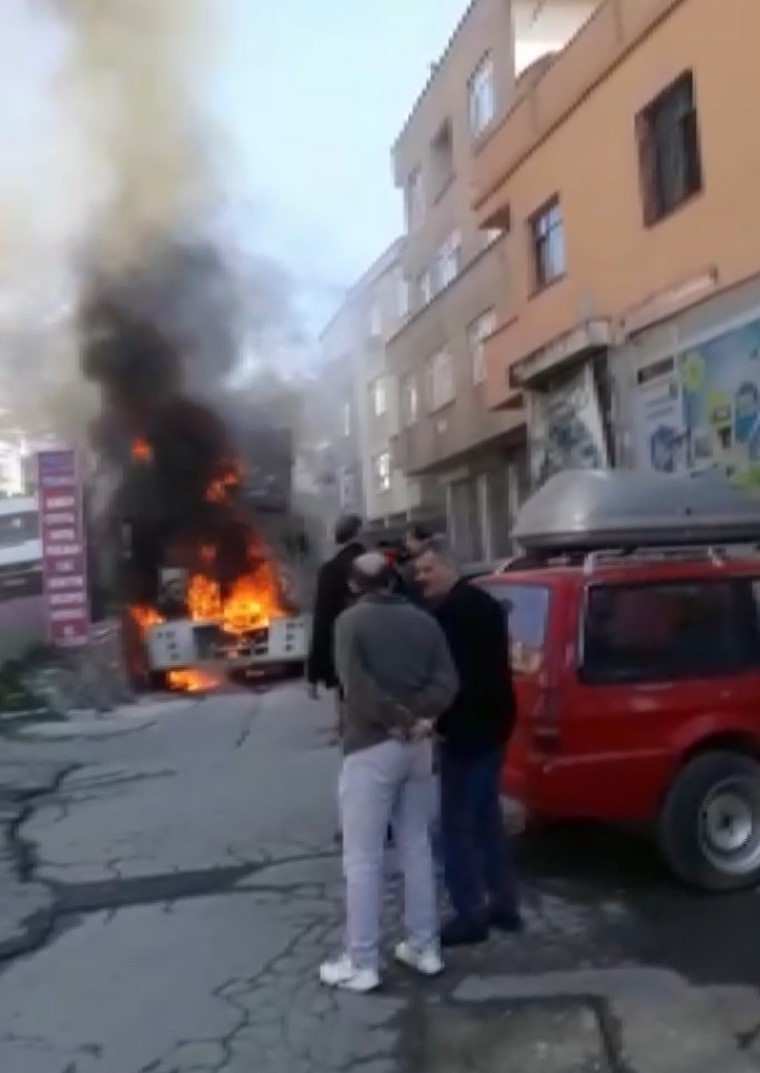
[659,751,760,891]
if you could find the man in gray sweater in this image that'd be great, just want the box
[319,552,458,994]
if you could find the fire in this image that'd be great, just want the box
[131,438,153,463]
[167,669,221,693]
[185,554,282,635]
[205,463,241,504]
[131,604,164,630]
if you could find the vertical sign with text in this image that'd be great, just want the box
[37,448,89,647]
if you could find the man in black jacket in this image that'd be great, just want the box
[416,537,522,946]
[307,515,365,709]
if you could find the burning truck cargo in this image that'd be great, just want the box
[83,275,310,693]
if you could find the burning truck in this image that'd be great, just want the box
[83,266,311,693]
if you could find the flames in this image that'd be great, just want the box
[205,462,241,504]
[128,449,286,693]
[166,669,221,693]
[131,437,153,463]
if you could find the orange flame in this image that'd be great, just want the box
[167,669,221,693]
[205,464,241,504]
[131,438,153,463]
[131,604,164,631]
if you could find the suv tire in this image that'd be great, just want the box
[659,751,760,892]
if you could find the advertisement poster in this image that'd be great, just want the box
[528,364,609,487]
[37,447,90,647]
[633,317,760,491]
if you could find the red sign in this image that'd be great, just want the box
[37,447,89,647]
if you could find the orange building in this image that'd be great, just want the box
[474,0,760,489]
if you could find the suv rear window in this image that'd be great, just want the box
[478,582,550,675]
[581,579,757,684]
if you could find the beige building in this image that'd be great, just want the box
[387,0,598,562]
[474,0,760,492]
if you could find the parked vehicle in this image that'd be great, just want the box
[477,469,760,892]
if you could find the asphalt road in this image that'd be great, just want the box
[0,684,759,1072]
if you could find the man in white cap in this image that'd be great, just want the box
[319,551,458,993]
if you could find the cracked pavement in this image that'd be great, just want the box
[1,685,760,1071]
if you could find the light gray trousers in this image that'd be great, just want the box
[339,738,438,972]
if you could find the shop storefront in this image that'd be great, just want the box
[623,312,760,492]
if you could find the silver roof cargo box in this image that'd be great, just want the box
[513,470,760,552]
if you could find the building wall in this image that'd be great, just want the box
[474,0,760,410]
[389,0,525,483]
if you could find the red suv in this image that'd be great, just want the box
[477,548,760,891]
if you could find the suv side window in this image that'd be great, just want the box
[477,581,550,675]
[581,580,754,685]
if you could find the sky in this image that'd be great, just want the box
[216,0,473,320]
[0,0,477,349]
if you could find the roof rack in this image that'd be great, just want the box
[582,543,759,575]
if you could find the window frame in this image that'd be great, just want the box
[426,348,455,413]
[368,299,382,338]
[468,53,495,137]
[371,376,388,418]
[436,229,462,291]
[373,451,391,494]
[405,166,425,232]
[468,308,497,385]
[636,70,703,227]
[577,577,760,687]
[401,372,419,427]
[476,580,552,676]
[418,269,433,307]
[530,196,566,291]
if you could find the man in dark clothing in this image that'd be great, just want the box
[415,536,522,947]
[307,514,364,702]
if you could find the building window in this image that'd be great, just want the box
[637,71,702,226]
[342,401,351,437]
[396,270,411,319]
[405,166,425,231]
[426,349,455,412]
[369,299,382,338]
[482,226,503,249]
[468,309,497,385]
[431,119,454,200]
[531,198,565,289]
[401,373,418,427]
[468,54,495,137]
[436,230,462,291]
[371,376,387,417]
[373,451,391,494]
[418,269,433,307]
[339,468,355,509]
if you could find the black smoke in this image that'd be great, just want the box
[82,239,279,616]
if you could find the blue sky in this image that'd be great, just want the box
[217,0,470,314]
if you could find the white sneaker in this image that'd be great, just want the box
[394,941,444,977]
[319,954,380,993]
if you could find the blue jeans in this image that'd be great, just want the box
[439,748,518,925]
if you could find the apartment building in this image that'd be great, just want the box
[348,241,436,540]
[318,244,441,541]
[387,0,600,562]
[474,0,760,491]
[313,311,365,531]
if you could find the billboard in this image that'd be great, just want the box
[37,447,89,647]
[528,364,609,487]
[632,316,760,491]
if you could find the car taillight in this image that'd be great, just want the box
[532,671,561,752]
